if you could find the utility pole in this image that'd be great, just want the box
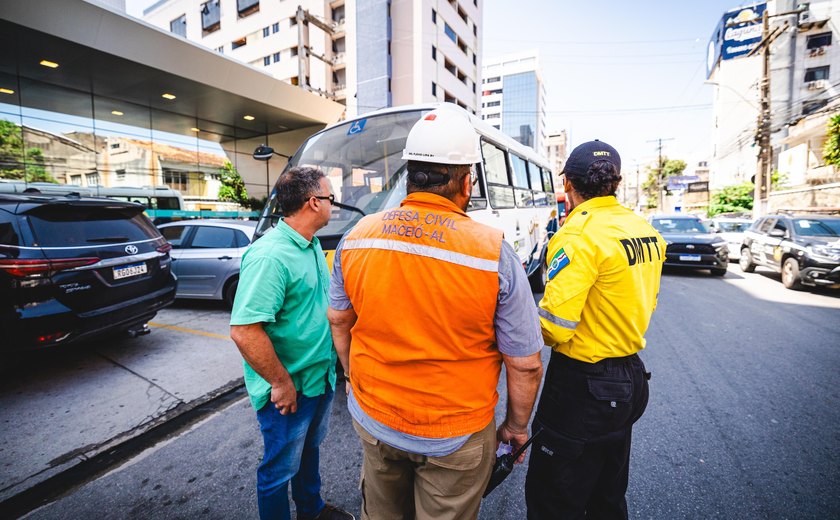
[647,137,674,211]
[745,5,805,217]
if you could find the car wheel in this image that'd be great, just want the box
[529,258,547,293]
[781,258,802,290]
[739,248,756,273]
[224,278,239,308]
[711,267,727,276]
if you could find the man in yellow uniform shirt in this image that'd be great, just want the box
[525,140,665,520]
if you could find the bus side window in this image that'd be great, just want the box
[468,162,487,211]
[481,140,514,209]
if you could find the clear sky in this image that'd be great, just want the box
[126,0,752,170]
[482,0,750,170]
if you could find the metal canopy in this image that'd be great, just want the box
[0,0,345,143]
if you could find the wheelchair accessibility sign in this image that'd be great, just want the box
[347,119,367,136]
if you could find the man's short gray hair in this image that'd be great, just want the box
[277,166,326,215]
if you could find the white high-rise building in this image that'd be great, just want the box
[142,0,483,117]
[545,130,567,189]
[480,50,547,152]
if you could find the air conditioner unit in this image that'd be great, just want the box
[809,48,819,57]
[818,46,826,55]
[814,79,827,89]
[799,10,811,25]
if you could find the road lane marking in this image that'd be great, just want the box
[148,322,230,340]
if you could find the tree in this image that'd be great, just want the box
[0,120,57,183]
[641,157,687,208]
[707,182,754,217]
[217,161,248,205]
[823,114,840,168]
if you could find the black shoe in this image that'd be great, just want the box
[298,503,355,520]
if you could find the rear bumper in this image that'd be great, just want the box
[6,279,176,351]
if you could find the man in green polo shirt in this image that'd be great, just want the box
[230,166,353,520]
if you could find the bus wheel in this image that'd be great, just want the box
[529,261,546,293]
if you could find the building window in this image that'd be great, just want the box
[432,45,436,61]
[444,23,457,44]
[216,45,224,53]
[493,125,500,130]
[487,100,500,107]
[273,52,281,63]
[272,22,280,33]
[116,169,126,181]
[432,9,437,24]
[110,142,120,149]
[170,14,186,37]
[237,0,259,18]
[70,175,82,185]
[290,46,298,57]
[164,170,189,192]
[290,17,297,27]
[263,56,270,66]
[262,26,270,37]
[804,66,830,82]
[486,113,500,119]
[201,0,221,35]
[807,32,832,49]
[473,53,477,65]
[232,37,247,50]
[802,99,828,115]
[456,4,468,24]
[86,172,100,186]
[473,23,477,36]
[487,76,500,83]
[432,82,437,96]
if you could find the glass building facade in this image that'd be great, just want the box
[501,71,538,148]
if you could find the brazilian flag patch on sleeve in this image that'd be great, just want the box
[547,248,570,281]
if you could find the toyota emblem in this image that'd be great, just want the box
[686,244,695,250]
[125,245,139,255]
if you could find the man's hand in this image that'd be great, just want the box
[497,420,530,463]
[271,378,298,414]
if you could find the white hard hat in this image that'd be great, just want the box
[402,106,481,165]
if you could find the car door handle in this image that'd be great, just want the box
[218,256,232,260]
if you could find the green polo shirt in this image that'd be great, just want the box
[230,220,336,411]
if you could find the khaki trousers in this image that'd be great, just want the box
[352,418,496,520]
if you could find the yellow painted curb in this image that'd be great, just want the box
[148,322,230,340]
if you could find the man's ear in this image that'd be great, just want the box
[461,169,472,197]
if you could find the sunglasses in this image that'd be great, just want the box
[312,194,335,203]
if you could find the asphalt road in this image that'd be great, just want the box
[13,263,840,519]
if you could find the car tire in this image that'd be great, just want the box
[711,267,727,276]
[739,248,756,273]
[781,258,802,290]
[223,278,239,308]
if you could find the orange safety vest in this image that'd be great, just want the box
[341,192,503,438]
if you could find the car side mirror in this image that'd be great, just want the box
[769,229,786,238]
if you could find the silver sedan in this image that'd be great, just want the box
[158,220,256,307]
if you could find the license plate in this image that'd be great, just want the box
[679,255,702,262]
[114,262,147,280]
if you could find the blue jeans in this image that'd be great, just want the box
[255,388,335,520]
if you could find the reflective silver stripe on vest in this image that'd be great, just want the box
[343,238,499,272]
[538,308,579,330]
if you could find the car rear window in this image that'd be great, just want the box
[0,210,21,246]
[27,205,160,247]
[190,226,236,248]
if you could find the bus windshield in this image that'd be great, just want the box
[256,109,429,239]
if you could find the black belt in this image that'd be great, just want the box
[550,350,641,373]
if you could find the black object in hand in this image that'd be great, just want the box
[482,428,542,498]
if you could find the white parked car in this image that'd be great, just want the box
[710,217,753,260]
[157,220,256,307]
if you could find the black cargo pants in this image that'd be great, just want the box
[525,350,650,520]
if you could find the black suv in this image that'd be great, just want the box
[0,193,177,350]
[739,214,840,290]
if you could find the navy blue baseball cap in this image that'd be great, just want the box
[562,140,621,179]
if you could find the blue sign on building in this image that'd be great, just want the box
[706,3,766,78]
